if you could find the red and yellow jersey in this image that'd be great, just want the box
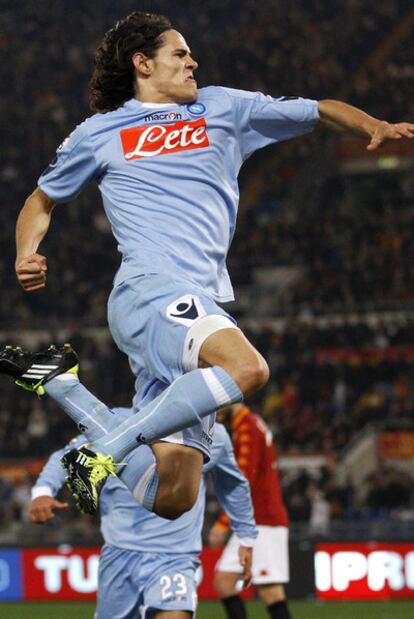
[215,406,288,531]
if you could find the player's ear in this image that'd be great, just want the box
[132,52,153,77]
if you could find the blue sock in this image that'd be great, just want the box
[92,366,242,460]
[44,375,120,442]
[118,446,159,512]
[46,375,160,512]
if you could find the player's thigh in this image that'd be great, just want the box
[151,442,204,484]
[108,273,238,384]
[96,545,142,619]
[140,552,199,617]
[251,526,290,585]
[199,328,269,395]
[199,327,263,369]
[151,442,205,519]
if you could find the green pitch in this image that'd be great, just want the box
[1,600,414,618]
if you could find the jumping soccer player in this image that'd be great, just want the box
[210,404,291,619]
[30,413,257,619]
[5,11,414,515]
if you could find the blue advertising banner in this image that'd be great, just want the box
[0,549,22,601]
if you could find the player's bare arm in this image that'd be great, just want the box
[318,99,414,150]
[15,187,55,292]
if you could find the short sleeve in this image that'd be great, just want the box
[223,87,319,160]
[38,122,99,203]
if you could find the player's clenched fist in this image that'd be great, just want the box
[15,253,47,292]
[29,496,69,523]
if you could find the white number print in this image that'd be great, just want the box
[160,573,188,600]
[174,573,188,597]
[160,575,173,600]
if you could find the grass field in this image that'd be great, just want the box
[1,600,414,618]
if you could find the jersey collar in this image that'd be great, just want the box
[124,98,181,111]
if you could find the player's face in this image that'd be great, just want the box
[148,30,198,103]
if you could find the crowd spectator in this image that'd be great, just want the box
[1,0,414,537]
[1,1,414,327]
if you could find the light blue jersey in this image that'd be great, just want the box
[38,87,318,302]
[33,417,256,617]
[33,420,257,553]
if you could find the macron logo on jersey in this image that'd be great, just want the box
[120,118,209,160]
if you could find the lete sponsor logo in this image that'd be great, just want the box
[120,118,209,160]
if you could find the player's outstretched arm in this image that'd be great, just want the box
[15,187,55,292]
[318,99,414,151]
[29,436,85,522]
[210,432,257,544]
[210,430,257,587]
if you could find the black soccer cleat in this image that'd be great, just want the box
[0,343,79,395]
[61,446,119,515]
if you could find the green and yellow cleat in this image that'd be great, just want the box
[0,343,79,395]
[61,446,121,514]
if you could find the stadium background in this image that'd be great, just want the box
[1,0,414,616]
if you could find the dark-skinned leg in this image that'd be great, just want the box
[151,442,203,520]
[150,329,269,519]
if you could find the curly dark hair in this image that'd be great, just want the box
[89,12,172,113]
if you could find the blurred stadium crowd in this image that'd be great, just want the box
[1,0,414,537]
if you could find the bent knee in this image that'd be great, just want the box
[199,329,270,396]
[157,493,197,520]
[233,355,270,397]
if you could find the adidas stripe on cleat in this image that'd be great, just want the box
[61,446,124,515]
[0,343,79,395]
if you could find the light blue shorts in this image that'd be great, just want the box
[108,274,238,459]
[95,544,200,618]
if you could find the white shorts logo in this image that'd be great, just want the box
[166,295,206,327]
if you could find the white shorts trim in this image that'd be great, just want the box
[216,526,289,585]
[182,315,239,372]
[133,463,157,503]
[159,431,184,446]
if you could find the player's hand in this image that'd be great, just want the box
[367,121,414,151]
[238,545,253,589]
[15,253,48,292]
[208,526,227,548]
[29,496,69,523]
